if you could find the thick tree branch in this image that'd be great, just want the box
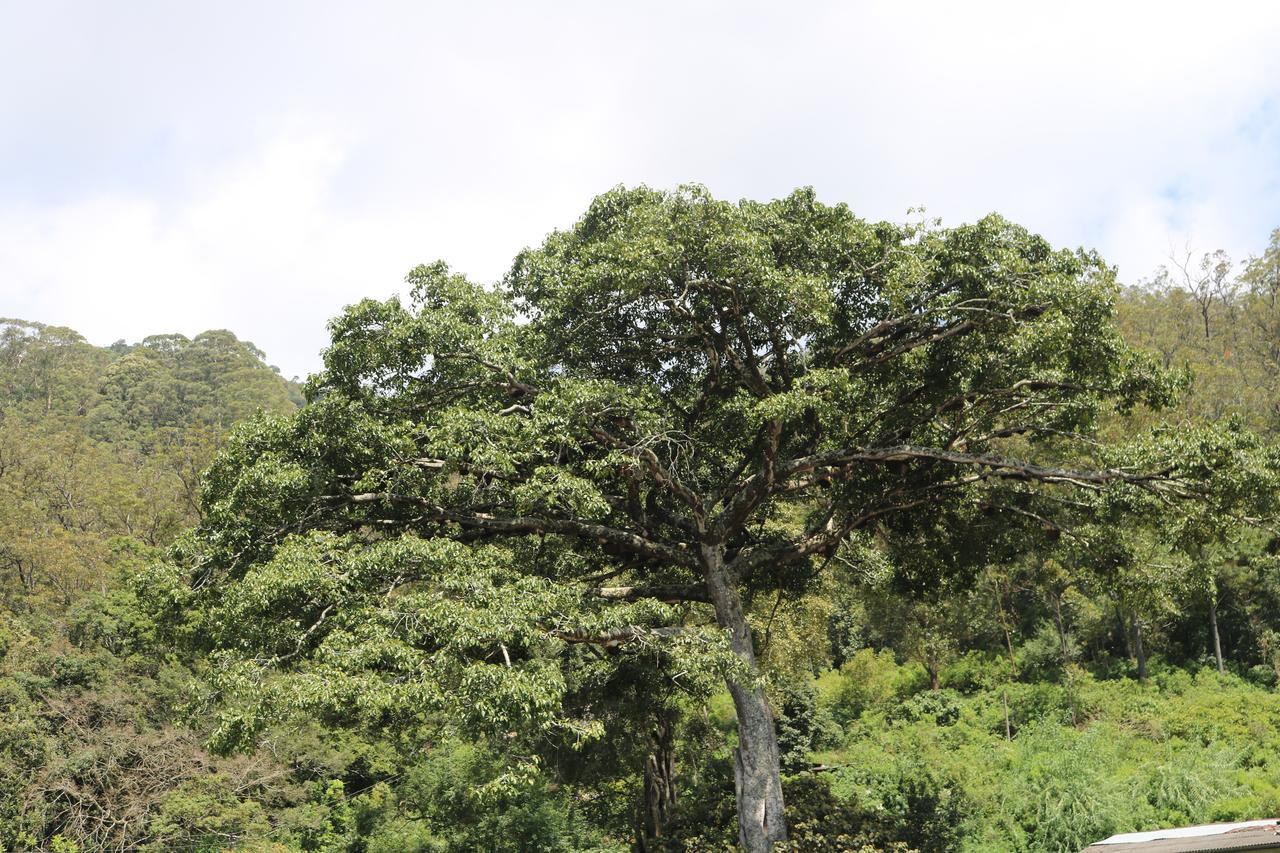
[406,456,523,483]
[588,584,710,604]
[714,420,784,540]
[723,441,1074,542]
[775,445,1188,494]
[826,300,1049,370]
[342,492,695,566]
[729,491,951,577]
[435,351,540,397]
[553,625,683,647]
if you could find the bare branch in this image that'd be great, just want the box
[591,425,706,522]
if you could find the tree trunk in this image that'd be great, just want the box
[1117,605,1134,661]
[1132,613,1147,681]
[1209,592,1225,674]
[1051,589,1070,664]
[638,708,678,850]
[994,581,1019,675]
[926,660,941,691]
[701,544,786,851]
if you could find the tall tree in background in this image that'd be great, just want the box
[164,186,1278,850]
[1154,249,1237,340]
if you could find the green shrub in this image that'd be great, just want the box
[941,650,1013,692]
[889,689,963,727]
[823,649,927,725]
[398,740,573,853]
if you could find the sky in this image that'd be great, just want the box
[2,2,1280,380]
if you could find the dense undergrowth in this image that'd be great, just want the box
[808,656,1280,851]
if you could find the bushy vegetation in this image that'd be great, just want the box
[807,654,1280,851]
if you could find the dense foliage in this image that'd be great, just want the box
[5,209,1280,851]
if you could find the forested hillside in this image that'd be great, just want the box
[0,321,312,851]
[6,214,1280,853]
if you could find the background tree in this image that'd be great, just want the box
[1152,249,1237,340]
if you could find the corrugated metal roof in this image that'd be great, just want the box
[1082,820,1280,853]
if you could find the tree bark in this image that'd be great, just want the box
[702,544,786,851]
[1117,605,1134,661]
[1209,591,1225,674]
[1051,588,1070,664]
[638,708,678,850]
[1132,613,1147,681]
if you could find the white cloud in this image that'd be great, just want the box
[2,132,355,375]
[1,1,1279,377]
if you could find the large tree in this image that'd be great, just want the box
[157,186,1272,850]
